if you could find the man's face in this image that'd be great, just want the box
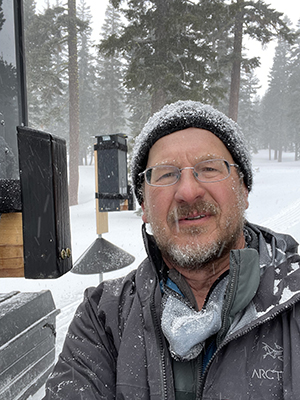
[141,127,249,271]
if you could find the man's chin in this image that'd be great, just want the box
[170,228,215,248]
[158,230,242,271]
[161,242,221,271]
[170,224,209,238]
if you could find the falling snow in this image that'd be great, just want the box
[1,149,300,398]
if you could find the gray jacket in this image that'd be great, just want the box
[44,223,300,399]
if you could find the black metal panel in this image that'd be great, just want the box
[17,126,72,278]
[0,0,27,165]
[14,0,28,127]
[0,290,59,400]
[0,0,28,212]
[95,134,128,212]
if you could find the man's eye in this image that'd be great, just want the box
[156,171,176,181]
[202,167,218,172]
[198,166,219,174]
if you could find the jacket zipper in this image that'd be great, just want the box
[196,295,300,399]
[217,260,238,347]
[196,260,238,398]
[151,287,168,400]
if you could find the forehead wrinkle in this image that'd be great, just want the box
[147,153,232,169]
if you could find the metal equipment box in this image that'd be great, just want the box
[95,134,128,212]
[0,290,59,400]
[17,126,72,278]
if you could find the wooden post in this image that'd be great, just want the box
[0,213,24,277]
[94,150,108,235]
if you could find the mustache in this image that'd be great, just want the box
[167,200,219,224]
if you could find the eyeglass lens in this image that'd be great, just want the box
[146,159,231,186]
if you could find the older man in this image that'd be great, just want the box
[44,101,300,399]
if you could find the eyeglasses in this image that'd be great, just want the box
[139,159,239,187]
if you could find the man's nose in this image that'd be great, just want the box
[173,169,206,204]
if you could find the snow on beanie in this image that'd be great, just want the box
[131,100,253,204]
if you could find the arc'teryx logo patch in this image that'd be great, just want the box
[251,342,284,382]
[262,342,284,362]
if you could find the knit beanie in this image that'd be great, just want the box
[131,100,253,204]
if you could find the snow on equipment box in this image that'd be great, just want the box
[0,290,59,400]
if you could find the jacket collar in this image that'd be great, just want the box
[141,221,300,312]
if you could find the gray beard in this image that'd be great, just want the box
[151,216,245,271]
[147,195,247,271]
[161,231,240,271]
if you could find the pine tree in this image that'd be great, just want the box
[24,0,89,204]
[227,0,293,122]
[44,0,69,140]
[287,21,300,160]
[261,34,291,162]
[0,2,19,177]
[23,0,68,131]
[77,0,99,164]
[68,0,80,206]
[0,0,5,31]
[0,57,19,179]
[237,70,261,153]
[100,0,227,115]
[126,87,151,141]
[96,3,127,134]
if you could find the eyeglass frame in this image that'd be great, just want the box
[138,158,240,187]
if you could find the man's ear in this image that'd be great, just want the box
[141,202,148,223]
[243,184,249,210]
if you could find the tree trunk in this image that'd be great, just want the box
[151,0,168,115]
[151,88,166,115]
[228,0,244,122]
[278,147,282,162]
[68,0,80,206]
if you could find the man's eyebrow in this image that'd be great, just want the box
[194,154,223,162]
[150,160,178,167]
[152,155,225,166]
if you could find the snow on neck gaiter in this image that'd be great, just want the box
[161,276,228,361]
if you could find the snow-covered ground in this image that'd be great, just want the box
[2,149,300,399]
